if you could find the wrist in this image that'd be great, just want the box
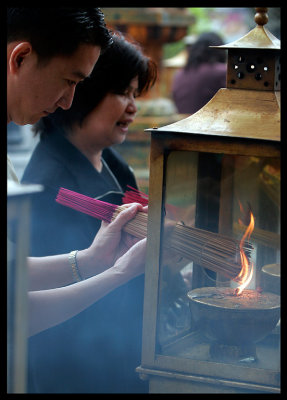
[77,247,109,279]
[76,248,93,279]
[111,252,137,282]
[68,250,83,282]
[108,262,131,286]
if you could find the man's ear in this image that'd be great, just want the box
[9,42,33,74]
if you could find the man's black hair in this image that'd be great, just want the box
[7,7,113,62]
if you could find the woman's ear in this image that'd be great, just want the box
[8,42,33,74]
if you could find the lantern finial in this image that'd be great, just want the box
[254,7,268,26]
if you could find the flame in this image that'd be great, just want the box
[234,209,255,295]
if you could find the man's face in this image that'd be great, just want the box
[7,43,101,125]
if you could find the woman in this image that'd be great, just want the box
[22,32,156,393]
[172,32,226,114]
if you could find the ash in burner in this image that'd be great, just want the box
[190,287,280,310]
[192,293,225,300]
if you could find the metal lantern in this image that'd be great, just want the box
[137,8,280,393]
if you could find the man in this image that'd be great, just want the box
[7,7,112,126]
[7,7,147,340]
[7,12,148,394]
[7,8,112,182]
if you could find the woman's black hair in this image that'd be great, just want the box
[33,32,157,138]
[185,32,226,70]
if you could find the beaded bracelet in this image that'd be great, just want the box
[68,250,83,282]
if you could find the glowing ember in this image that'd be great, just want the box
[234,208,255,295]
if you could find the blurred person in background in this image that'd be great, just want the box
[172,32,227,114]
[21,32,157,393]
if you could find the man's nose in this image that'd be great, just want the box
[56,87,75,110]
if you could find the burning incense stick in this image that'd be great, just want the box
[56,187,251,280]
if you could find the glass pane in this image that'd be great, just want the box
[156,150,280,370]
[156,151,198,347]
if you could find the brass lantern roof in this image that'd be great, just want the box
[151,89,280,141]
[149,8,280,142]
[215,25,280,50]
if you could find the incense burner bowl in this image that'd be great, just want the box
[187,287,280,346]
[261,263,280,295]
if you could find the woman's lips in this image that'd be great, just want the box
[116,119,134,131]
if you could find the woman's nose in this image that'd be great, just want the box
[127,96,137,114]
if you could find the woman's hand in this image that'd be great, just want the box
[78,203,147,277]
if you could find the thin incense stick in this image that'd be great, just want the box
[122,185,149,206]
[233,222,280,249]
[56,187,250,280]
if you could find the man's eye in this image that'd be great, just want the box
[67,80,77,87]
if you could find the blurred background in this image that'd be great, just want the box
[8,7,280,192]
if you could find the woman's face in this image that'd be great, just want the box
[79,76,139,150]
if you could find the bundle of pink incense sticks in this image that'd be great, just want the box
[56,187,119,222]
[55,187,253,281]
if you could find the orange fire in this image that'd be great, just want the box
[234,209,255,295]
